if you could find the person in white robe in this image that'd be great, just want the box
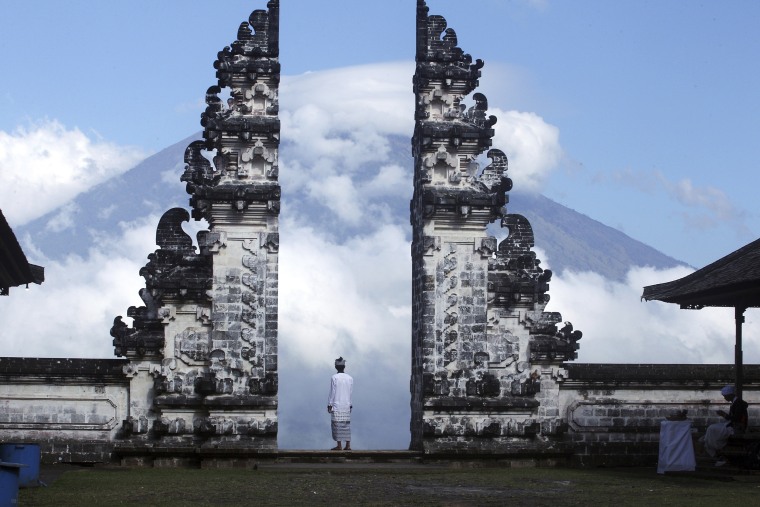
[327,356,353,450]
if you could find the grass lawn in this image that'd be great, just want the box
[19,464,760,506]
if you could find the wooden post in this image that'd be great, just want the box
[735,305,746,400]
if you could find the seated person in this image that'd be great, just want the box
[702,385,749,461]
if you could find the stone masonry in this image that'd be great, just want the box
[410,0,583,453]
[110,0,281,450]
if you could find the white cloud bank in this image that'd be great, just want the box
[0,120,146,226]
[490,108,563,193]
[547,262,759,365]
[0,215,158,358]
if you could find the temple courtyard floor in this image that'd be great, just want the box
[19,461,760,506]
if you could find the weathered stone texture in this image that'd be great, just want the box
[559,364,760,466]
[107,1,281,449]
[0,358,129,463]
[409,0,580,453]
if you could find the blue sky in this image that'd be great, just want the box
[1,1,760,448]
[2,0,758,267]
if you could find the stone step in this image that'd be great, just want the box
[113,446,573,467]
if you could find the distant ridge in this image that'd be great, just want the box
[19,133,683,281]
[19,133,199,257]
[509,191,684,280]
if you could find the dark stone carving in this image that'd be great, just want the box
[154,373,194,397]
[424,396,539,411]
[479,373,501,396]
[478,149,512,194]
[414,0,483,98]
[152,418,169,437]
[463,93,498,130]
[0,358,128,380]
[140,208,212,301]
[511,373,541,396]
[248,373,278,395]
[422,372,435,395]
[216,377,234,394]
[111,209,211,358]
[181,140,220,196]
[529,322,583,362]
[118,416,149,438]
[488,215,554,309]
[194,372,217,396]
[473,351,489,366]
[465,372,500,397]
[194,418,216,437]
[261,372,278,395]
[481,422,502,437]
[185,1,281,221]
[557,321,583,343]
[110,314,163,358]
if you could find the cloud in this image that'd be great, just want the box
[545,261,758,365]
[489,108,563,193]
[659,173,746,223]
[0,215,160,359]
[44,202,79,233]
[281,62,414,138]
[277,218,412,449]
[605,168,750,234]
[279,219,411,367]
[278,63,563,228]
[0,119,147,226]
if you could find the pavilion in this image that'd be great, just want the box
[642,237,760,399]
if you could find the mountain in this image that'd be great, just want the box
[19,133,683,281]
[508,192,684,279]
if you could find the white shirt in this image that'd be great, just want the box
[328,372,353,412]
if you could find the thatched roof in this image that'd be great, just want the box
[0,209,44,295]
[642,237,760,309]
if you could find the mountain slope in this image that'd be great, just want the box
[508,191,683,280]
[19,133,683,281]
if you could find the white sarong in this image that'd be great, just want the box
[331,410,351,441]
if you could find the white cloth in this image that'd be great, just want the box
[331,412,351,441]
[703,420,734,458]
[328,372,353,413]
[657,420,696,474]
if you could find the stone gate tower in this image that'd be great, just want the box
[410,0,582,453]
[111,0,281,450]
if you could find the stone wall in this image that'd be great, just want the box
[3,358,757,466]
[560,364,760,466]
[0,358,129,463]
